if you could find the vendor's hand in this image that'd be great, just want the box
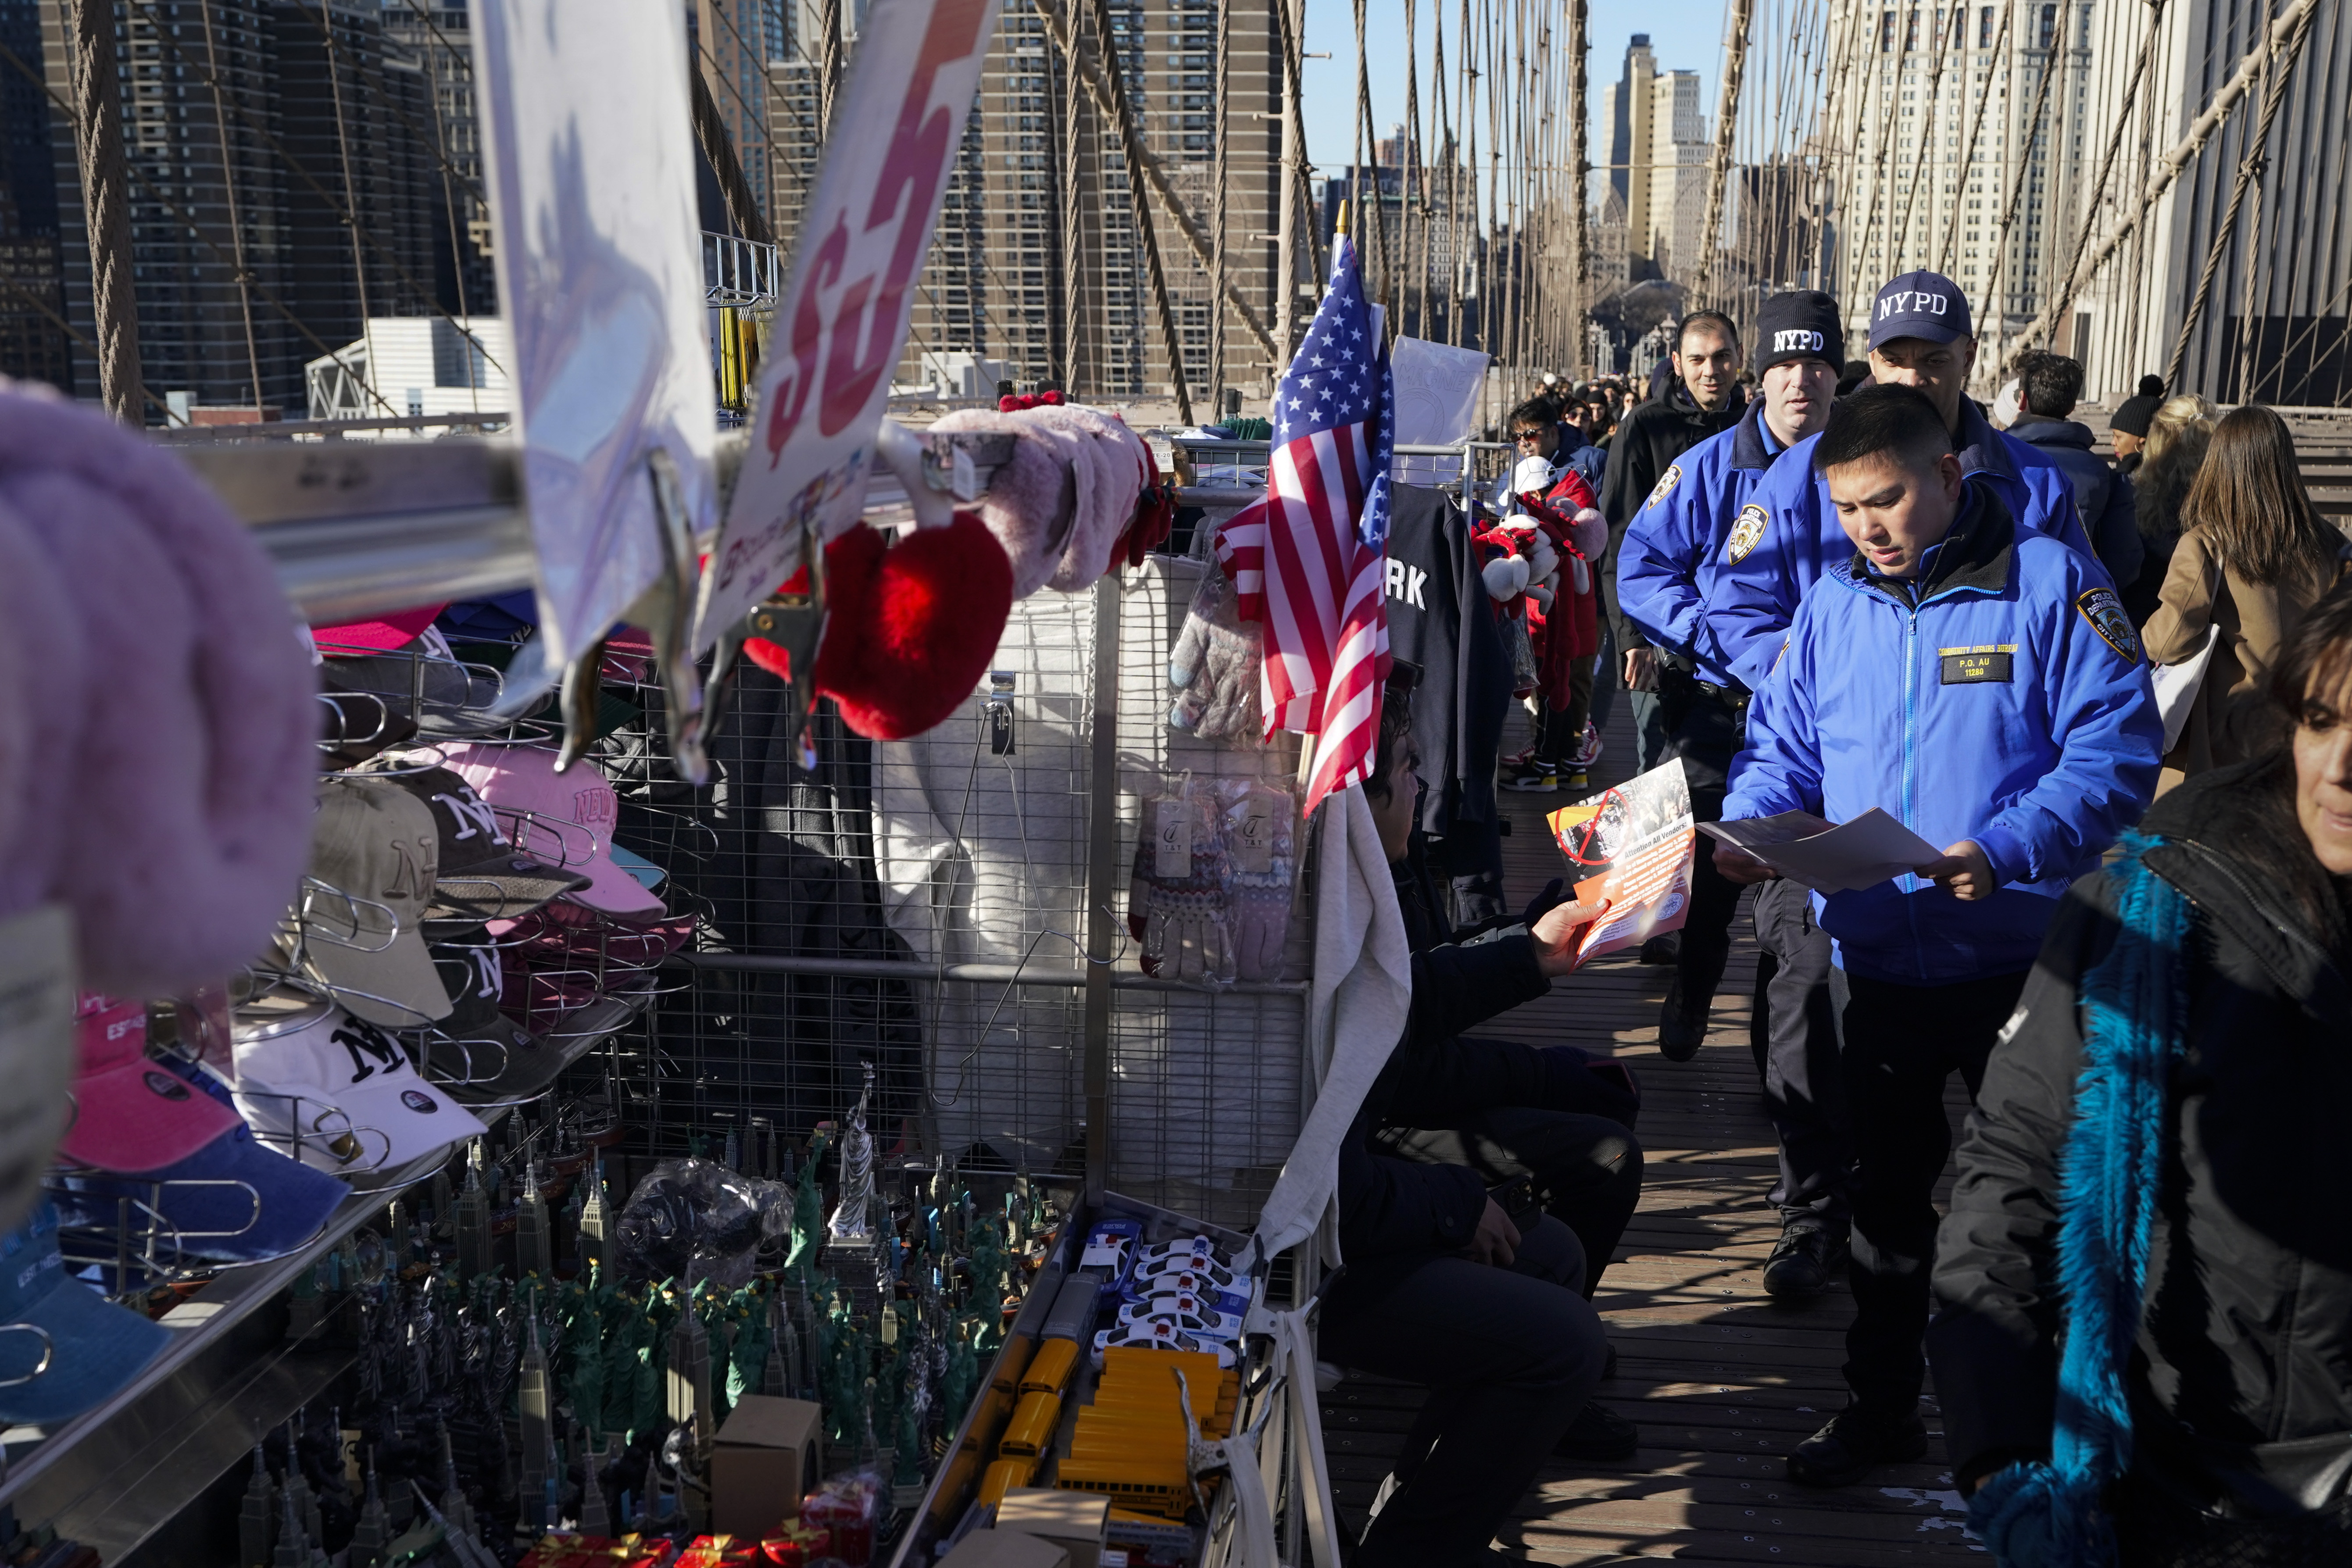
[1530,897,1611,977]
[1465,1197,1521,1267]
[1623,647,1659,691]
[1712,841,1780,885]
[1919,839,1995,901]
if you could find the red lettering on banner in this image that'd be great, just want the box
[763,215,849,461]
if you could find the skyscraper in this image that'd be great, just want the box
[37,0,447,416]
[887,0,1282,404]
[1822,1,2094,357]
[1600,38,1706,285]
[0,0,71,391]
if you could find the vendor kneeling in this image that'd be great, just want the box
[1318,693,1637,1566]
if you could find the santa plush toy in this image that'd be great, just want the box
[1480,453,1607,729]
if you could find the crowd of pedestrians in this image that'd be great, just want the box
[1324,265,2352,1568]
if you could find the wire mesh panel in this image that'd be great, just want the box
[873,589,1097,1168]
[577,536,1313,1234]
[1109,555,1312,1229]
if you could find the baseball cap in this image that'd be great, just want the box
[309,604,450,654]
[1754,289,1845,373]
[232,1004,486,1184]
[286,779,454,1029]
[1868,270,1973,350]
[57,996,240,1175]
[361,764,590,923]
[50,1061,348,1263]
[318,651,504,737]
[318,691,419,769]
[610,845,666,892]
[422,926,572,1103]
[435,745,665,917]
[0,1203,171,1424]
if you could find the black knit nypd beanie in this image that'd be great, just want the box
[1754,290,1845,375]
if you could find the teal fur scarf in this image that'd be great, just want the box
[1969,832,2192,1566]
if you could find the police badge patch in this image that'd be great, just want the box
[2075,586,2140,662]
[1644,464,1683,511]
[1726,503,1769,564]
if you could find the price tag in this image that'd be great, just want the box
[1231,803,1274,875]
[1153,798,1193,878]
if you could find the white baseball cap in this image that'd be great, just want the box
[231,1003,484,1185]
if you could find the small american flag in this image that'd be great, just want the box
[1215,235,1394,814]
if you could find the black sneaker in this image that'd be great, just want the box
[1762,1222,1848,1301]
[1786,1407,1927,1488]
[1637,932,1680,964]
[1658,982,1712,1061]
[1502,761,1559,793]
[1554,1399,1639,1462]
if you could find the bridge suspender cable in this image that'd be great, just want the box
[2011,0,2323,361]
[2163,0,2318,394]
[1691,0,1754,302]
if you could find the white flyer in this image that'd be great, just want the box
[472,0,716,664]
[1700,808,1947,893]
[693,0,1006,650]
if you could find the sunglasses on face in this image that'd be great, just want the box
[1512,429,1548,444]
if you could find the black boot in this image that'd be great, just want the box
[1762,1221,1848,1302]
[1658,979,1712,1061]
[1786,1407,1927,1487]
[1553,1399,1638,1462]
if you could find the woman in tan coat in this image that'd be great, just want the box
[2144,404,2348,789]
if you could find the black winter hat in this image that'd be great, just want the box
[2111,376,2166,439]
[1754,290,1845,375]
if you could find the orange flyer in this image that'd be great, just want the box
[1545,758,1696,969]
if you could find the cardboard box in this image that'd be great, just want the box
[996,1489,1110,1568]
[937,1529,1070,1568]
[707,1396,824,1537]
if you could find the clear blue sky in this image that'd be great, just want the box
[1295,0,1726,202]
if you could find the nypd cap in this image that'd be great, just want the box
[1753,290,1845,375]
[1868,270,1973,349]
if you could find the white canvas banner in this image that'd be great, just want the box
[694,0,1006,649]
[472,0,716,664]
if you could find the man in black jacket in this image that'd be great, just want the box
[1319,701,1620,1566]
[1595,312,1745,801]
[2005,350,2143,591]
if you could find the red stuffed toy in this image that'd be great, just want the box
[1505,466,1605,720]
[743,513,1014,741]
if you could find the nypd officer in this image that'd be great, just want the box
[1616,292,1841,1058]
[1713,384,2159,1489]
[1617,291,1853,1304]
[1710,271,2100,695]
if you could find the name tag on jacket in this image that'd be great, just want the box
[1939,645,2016,684]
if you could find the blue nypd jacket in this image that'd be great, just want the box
[1616,396,1784,686]
[1710,396,2100,693]
[1722,482,2159,986]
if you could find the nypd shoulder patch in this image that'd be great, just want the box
[2075,586,2140,663]
[1644,464,1683,511]
[1726,503,1769,564]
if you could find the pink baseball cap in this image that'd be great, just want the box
[431,744,665,917]
[59,996,240,1175]
[310,603,450,654]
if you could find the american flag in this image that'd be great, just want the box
[1215,235,1394,814]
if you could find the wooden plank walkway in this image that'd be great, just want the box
[1323,696,1984,1562]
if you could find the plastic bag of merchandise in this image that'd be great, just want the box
[1166,566,1263,740]
[611,1157,794,1288]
